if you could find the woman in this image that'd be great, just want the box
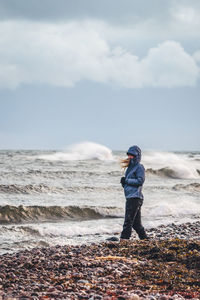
[120,145,148,240]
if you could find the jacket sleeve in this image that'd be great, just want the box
[125,165,145,186]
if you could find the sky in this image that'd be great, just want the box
[0,0,200,151]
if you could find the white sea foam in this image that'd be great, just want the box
[34,220,122,238]
[38,142,114,161]
[143,151,199,179]
[144,199,200,217]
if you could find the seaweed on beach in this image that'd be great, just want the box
[0,236,199,299]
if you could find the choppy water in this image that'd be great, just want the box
[0,142,200,254]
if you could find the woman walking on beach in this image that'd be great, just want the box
[120,145,148,240]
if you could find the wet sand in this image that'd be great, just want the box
[0,221,199,299]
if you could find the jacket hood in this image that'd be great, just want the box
[127,145,141,164]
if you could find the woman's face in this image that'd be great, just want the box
[127,154,134,159]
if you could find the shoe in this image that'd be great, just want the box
[139,235,150,240]
[106,236,119,242]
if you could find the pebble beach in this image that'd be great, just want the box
[0,221,199,300]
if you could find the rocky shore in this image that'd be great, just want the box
[0,221,199,300]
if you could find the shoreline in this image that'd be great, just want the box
[0,221,199,299]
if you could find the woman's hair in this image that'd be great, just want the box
[120,158,130,169]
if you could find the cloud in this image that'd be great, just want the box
[194,50,200,63]
[170,2,200,38]
[0,20,199,89]
[0,0,172,23]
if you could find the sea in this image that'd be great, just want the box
[0,142,199,255]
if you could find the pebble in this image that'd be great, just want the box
[159,296,169,300]
[0,221,199,299]
[129,294,140,300]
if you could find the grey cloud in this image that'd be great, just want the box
[1,0,200,90]
[1,0,200,48]
[1,0,200,51]
[0,20,199,89]
[0,0,172,23]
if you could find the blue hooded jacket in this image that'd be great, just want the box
[124,145,145,200]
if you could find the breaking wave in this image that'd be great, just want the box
[143,151,199,179]
[146,167,199,179]
[37,142,114,161]
[0,205,122,224]
[146,167,183,179]
[172,183,200,192]
[0,184,65,195]
[0,225,42,236]
[0,184,120,195]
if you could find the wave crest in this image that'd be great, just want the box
[173,183,200,192]
[143,151,199,179]
[0,205,121,224]
[146,167,179,178]
[37,142,113,161]
[0,184,120,195]
[0,184,64,194]
[146,167,199,179]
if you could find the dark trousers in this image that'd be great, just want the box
[120,197,147,240]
